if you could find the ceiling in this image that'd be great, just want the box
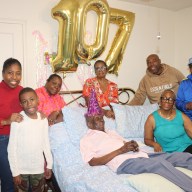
[119,0,192,11]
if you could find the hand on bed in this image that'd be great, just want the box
[48,111,59,125]
[154,143,162,152]
[44,168,52,179]
[48,112,63,125]
[103,109,115,119]
[55,113,64,124]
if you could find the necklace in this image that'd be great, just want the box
[159,110,173,120]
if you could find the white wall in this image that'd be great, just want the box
[175,6,192,76]
[107,1,176,90]
[0,0,189,97]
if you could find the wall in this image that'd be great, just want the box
[175,6,192,76]
[0,0,188,99]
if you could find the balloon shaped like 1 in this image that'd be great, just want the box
[106,8,135,75]
[51,0,110,73]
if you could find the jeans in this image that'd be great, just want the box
[0,135,14,192]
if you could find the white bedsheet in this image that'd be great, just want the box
[49,122,138,192]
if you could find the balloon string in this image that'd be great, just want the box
[32,30,48,47]
[76,66,85,86]
[76,63,95,87]
[32,30,51,87]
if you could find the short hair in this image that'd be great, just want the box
[2,58,22,73]
[147,54,160,60]
[19,87,37,101]
[46,74,62,82]
[94,60,107,70]
[161,89,176,100]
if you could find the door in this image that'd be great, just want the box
[0,20,25,85]
[0,20,25,192]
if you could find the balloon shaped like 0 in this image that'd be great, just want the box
[51,0,110,73]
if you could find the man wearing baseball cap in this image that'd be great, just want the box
[176,57,192,120]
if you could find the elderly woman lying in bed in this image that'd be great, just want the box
[80,90,192,192]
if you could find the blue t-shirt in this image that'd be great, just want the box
[153,109,192,153]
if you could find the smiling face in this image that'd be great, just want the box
[160,90,175,111]
[94,61,108,79]
[20,91,39,119]
[146,54,162,75]
[45,76,62,96]
[2,63,22,88]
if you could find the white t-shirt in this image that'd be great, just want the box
[8,111,53,176]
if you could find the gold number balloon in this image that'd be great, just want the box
[51,0,80,73]
[106,8,135,75]
[51,0,135,75]
[76,0,110,60]
[51,0,110,73]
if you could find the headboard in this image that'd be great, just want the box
[59,87,135,106]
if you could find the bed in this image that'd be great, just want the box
[49,88,192,192]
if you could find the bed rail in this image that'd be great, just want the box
[59,87,135,106]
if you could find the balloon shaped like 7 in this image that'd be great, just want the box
[106,8,135,75]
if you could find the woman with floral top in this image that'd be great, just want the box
[83,60,118,119]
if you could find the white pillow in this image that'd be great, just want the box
[176,167,192,178]
[111,103,159,138]
[62,106,116,147]
[62,106,87,147]
[126,173,184,192]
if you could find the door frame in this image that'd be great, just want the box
[0,18,27,86]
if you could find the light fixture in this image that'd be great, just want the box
[156,8,161,40]
[157,31,161,40]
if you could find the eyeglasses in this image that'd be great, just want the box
[95,66,107,72]
[160,97,175,104]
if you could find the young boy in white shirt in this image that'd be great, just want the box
[8,87,53,192]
